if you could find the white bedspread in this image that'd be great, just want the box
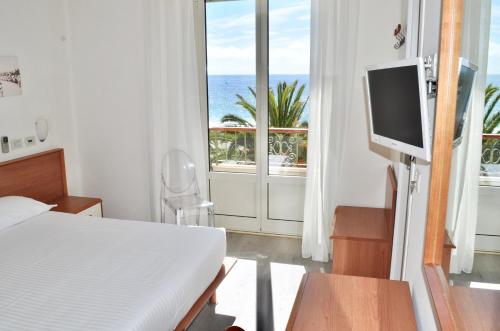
[0,212,226,331]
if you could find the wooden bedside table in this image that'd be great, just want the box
[51,196,103,217]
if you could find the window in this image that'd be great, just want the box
[268,0,310,176]
[205,0,310,177]
[483,0,500,180]
[206,0,257,174]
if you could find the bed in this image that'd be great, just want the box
[0,149,230,331]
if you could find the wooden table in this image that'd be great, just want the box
[286,273,417,331]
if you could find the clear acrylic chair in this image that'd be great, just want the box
[160,149,215,227]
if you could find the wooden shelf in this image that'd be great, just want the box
[286,272,417,331]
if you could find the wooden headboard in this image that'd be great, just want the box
[0,149,68,203]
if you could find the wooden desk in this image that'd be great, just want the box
[450,285,500,330]
[286,273,417,331]
[331,206,392,278]
[333,206,389,241]
[330,166,397,279]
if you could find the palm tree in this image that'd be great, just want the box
[484,83,500,134]
[482,84,500,168]
[221,80,309,128]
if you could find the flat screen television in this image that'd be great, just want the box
[365,57,432,161]
[453,57,477,147]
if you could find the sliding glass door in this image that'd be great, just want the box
[203,0,310,235]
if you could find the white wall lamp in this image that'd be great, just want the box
[35,117,49,142]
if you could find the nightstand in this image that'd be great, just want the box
[50,196,103,217]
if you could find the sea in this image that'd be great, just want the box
[208,74,309,126]
[207,74,500,126]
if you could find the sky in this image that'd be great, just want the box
[489,0,500,74]
[205,0,310,75]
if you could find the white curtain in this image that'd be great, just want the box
[446,105,482,274]
[302,0,360,262]
[446,0,490,274]
[147,0,209,223]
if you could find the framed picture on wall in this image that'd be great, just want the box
[0,56,22,97]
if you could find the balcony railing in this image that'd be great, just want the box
[481,133,500,178]
[209,127,308,173]
[208,129,498,177]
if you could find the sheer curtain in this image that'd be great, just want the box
[302,0,360,262]
[146,0,208,223]
[446,107,482,274]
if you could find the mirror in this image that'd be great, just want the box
[444,0,500,291]
[423,0,500,329]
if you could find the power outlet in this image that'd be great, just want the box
[10,138,23,150]
[25,136,36,147]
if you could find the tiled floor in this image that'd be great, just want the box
[189,232,331,331]
[449,253,500,289]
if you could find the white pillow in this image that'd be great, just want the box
[0,196,56,231]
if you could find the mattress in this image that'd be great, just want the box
[0,212,226,331]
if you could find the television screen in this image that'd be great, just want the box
[365,58,431,161]
[453,59,477,146]
[368,65,424,148]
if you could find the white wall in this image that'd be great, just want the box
[0,0,153,221]
[338,0,406,208]
[395,1,442,331]
[0,0,81,194]
[390,0,421,282]
[406,0,442,329]
[66,0,152,221]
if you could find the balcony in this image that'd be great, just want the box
[209,127,308,176]
[481,133,500,181]
[478,133,500,252]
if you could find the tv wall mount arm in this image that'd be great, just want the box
[424,54,438,97]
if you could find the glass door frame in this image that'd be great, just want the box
[196,0,306,236]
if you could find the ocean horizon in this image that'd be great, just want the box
[207,74,500,127]
[207,74,309,126]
